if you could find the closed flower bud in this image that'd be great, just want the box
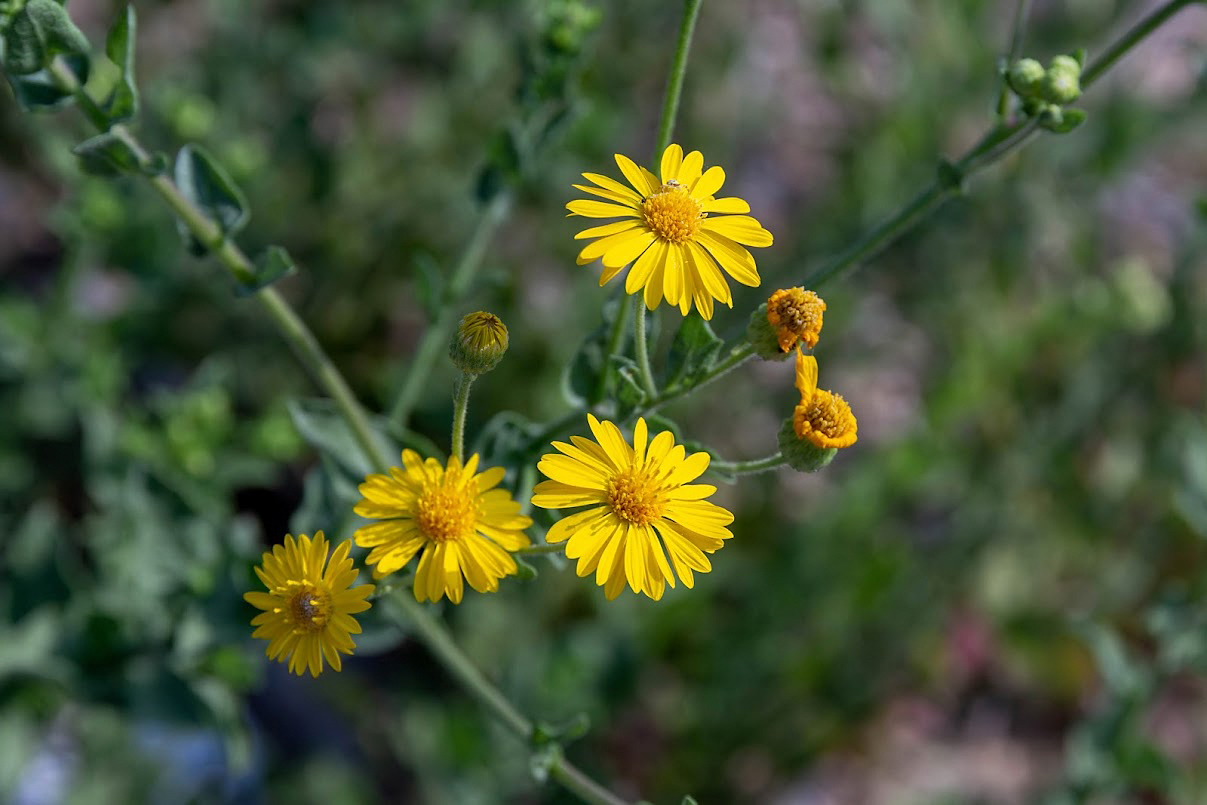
[1007,58,1046,99]
[1042,55,1081,104]
[450,311,509,374]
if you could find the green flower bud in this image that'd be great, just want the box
[449,311,509,374]
[1007,58,1045,99]
[777,418,837,473]
[746,304,793,361]
[1042,55,1081,104]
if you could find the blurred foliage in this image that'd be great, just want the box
[2,0,1206,803]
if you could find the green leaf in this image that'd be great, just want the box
[3,0,90,76]
[101,5,138,122]
[234,245,297,296]
[561,296,622,406]
[71,131,140,176]
[514,557,538,581]
[611,354,647,419]
[472,411,534,468]
[664,312,723,389]
[5,67,76,109]
[173,144,249,253]
[287,398,399,481]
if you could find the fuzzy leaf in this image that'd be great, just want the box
[101,5,138,122]
[664,312,722,389]
[173,144,249,253]
[72,131,140,176]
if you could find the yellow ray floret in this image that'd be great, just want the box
[244,532,375,677]
[531,415,734,600]
[567,144,773,320]
[352,451,533,604]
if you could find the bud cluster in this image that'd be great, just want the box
[1006,52,1086,134]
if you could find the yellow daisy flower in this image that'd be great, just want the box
[567,144,774,320]
[793,348,857,449]
[531,414,734,600]
[244,532,374,677]
[353,451,533,604]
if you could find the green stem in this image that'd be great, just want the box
[639,343,754,416]
[46,54,632,805]
[1080,0,1196,88]
[451,372,476,463]
[392,592,631,805]
[996,0,1032,118]
[802,0,1198,291]
[710,452,785,475]
[389,192,512,429]
[517,543,567,556]
[47,57,391,473]
[654,0,704,158]
[632,296,659,399]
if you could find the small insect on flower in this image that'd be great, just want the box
[353,452,532,603]
[568,144,773,320]
[244,532,374,677]
[532,415,734,600]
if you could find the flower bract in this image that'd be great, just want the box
[567,144,773,320]
[244,532,374,677]
[353,451,533,603]
[531,415,734,600]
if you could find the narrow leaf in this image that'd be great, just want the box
[664,312,723,389]
[173,144,250,251]
[72,131,140,176]
[234,245,297,296]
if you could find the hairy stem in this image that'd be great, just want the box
[451,372,476,463]
[710,452,785,475]
[632,296,659,398]
[389,192,512,429]
[654,0,704,159]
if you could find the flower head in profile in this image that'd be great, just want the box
[353,451,532,603]
[792,349,857,449]
[531,415,734,600]
[244,532,374,677]
[767,288,826,352]
[568,144,773,320]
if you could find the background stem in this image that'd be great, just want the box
[654,0,704,159]
[451,372,476,463]
[632,297,659,398]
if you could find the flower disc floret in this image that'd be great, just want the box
[243,532,374,677]
[567,144,773,320]
[767,287,826,352]
[353,451,533,603]
[531,414,734,601]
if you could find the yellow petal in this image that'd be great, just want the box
[697,231,760,287]
[700,215,773,247]
[601,230,657,269]
[690,165,726,199]
[660,144,683,184]
[566,199,641,219]
[581,172,643,204]
[700,197,750,214]
[614,153,657,196]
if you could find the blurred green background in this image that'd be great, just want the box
[2,0,1206,803]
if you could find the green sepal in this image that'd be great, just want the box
[71,131,140,176]
[514,557,539,581]
[777,418,837,473]
[746,303,791,361]
[233,245,297,296]
[1039,106,1086,134]
[101,5,138,122]
[173,144,250,254]
[2,0,89,76]
[664,312,723,389]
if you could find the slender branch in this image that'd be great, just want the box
[654,0,704,159]
[710,452,785,475]
[640,343,755,415]
[46,56,392,473]
[996,0,1032,118]
[44,53,632,805]
[1080,0,1197,88]
[389,192,512,429]
[802,0,1199,291]
[632,297,659,398]
[451,372,476,463]
[517,543,567,556]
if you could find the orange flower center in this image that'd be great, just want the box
[794,390,858,448]
[641,181,703,244]
[285,582,332,633]
[767,288,826,352]
[606,467,667,526]
[417,483,477,542]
